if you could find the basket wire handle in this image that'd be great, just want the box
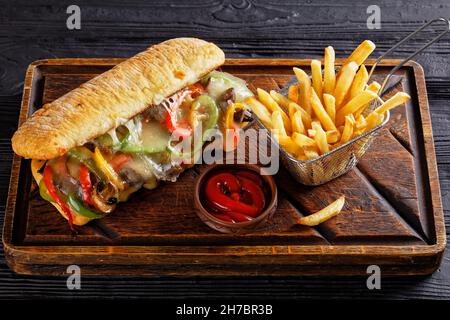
[367,17,450,95]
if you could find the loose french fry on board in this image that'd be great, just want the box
[297,196,345,226]
[340,115,355,144]
[288,84,300,104]
[288,102,312,129]
[310,89,338,132]
[257,88,292,132]
[292,111,306,134]
[311,59,323,100]
[245,96,272,129]
[312,121,329,154]
[323,93,336,123]
[335,90,378,126]
[343,40,376,67]
[374,92,411,115]
[323,46,336,95]
[271,110,288,137]
[293,67,313,115]
[333,62,359,108]
[349,65,369,100]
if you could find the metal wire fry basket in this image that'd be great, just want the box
[262,17,450,186]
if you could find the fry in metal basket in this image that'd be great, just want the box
[311,59,323,100]
[355,114,367,131]
[343,40,376,66]
[293,67,313,115]
[297,196,345,226]
[245,96,273,129]
[271,110,288,136]
[311,89,338,132]
[367,81,381,93]
[323,46,336,95]
[340,114,355,144]
[270,90,292,110]
[312,121,329,154]
[365,112,384,132]
[288,84,300,104]
[308,129,316,138]
[292,111,306,134]
[292,132,316,148]
[274,134,301,156]
[257,88,292,132]
[323,93,336,123]
[374,92,411,115]
[303,146,320,160]
[335,89,378,126]
[326,129,340,144]
[333,62,359,108]
[288,102,312,129]
[349,64,369,100]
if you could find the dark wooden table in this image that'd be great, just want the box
[1,0,450,299]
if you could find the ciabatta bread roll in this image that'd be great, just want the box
[12,38,225,159]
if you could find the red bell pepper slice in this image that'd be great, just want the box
[109,153,132,171]
[79,164,94,206]
[43,165,74,229]
[187,83,205,98]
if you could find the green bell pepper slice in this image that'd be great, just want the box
[68,194,104,219]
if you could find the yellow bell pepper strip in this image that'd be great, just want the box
[93,147,125,191]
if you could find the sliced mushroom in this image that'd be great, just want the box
[218,88,236,110]
[92,181,119,214]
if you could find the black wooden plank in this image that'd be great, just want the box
[0,0,450,300]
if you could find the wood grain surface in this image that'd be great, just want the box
[1,0,450,299]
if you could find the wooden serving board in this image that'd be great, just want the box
[2,58,445,276]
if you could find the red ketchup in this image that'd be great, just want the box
[202,169,268,223]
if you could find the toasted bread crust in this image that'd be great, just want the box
[12,38,225,159]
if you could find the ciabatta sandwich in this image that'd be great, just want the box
[12,38,253,227]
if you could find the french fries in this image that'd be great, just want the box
[291,111,306,134]
[323,93,336,123]
[349,65,369,100]
[343,40,376,67]
[271,110,287,136]
[340,115,355,144]
[293,67,313,115]
[323,46,336,95]
[335,90,378,126]
[333,62,358,108]
[248,40,411,162]
[288,84,300,103]
[298,196,345,226]
[311,59,323,100]
[310,89,338,132]
[257,88,291,132]
[245,96,272,129]
[373,92,411,115]
[312,121,329,154]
